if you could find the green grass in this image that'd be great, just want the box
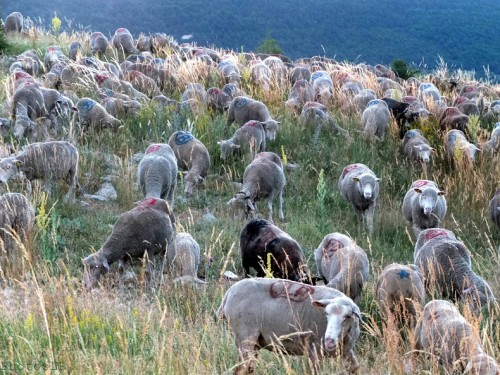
[0,30,499,374]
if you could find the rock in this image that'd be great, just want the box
[222,270,239,281]
[202,212,217,223]
[95,182,117,201]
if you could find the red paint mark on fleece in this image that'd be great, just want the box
[465,86,474,92]
[117,28,127,33]
[48,47,58,53]
[139,198,157,208]
[424,229,448,241]
[269,281,314,303]
[323,239,346,258]
[412,180,430,188]
[94,74,109,84]
[146,144,162,154]
[15,71,30,80]
[245,120,260,127]
[342,164,359,178]
[455,97,467,105]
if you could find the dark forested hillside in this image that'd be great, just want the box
[4,0,500,77]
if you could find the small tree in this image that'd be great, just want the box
[256,34,282,55]
[0,15,9,54]
[391,59,419,80]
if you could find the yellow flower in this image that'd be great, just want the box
[51,13,61,35]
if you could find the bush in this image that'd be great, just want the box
[391,59,419,80]
[255,34,282,55]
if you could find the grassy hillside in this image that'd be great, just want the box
[4,0,500,78]
[0,28,499,374]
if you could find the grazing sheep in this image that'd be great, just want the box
[445,129,480,163]
[5,12,23,34]
[167,232,205,284]
[83,198,175,289]
[167,131,210,196]
[217,120,266,160]
[218,60,241,84]
[488,189,500,231]
[0,141,79,201]
[137,143,178,207]
[68,41,83,61]
[314,233,370,303]
[375,263,424,327]
[123,69,161,98]
[440,107,473,140]
[459,85,480,100]
[381,97,420,139]
[11,81,46,139]
[44,45,67,71]
[414,228,496,315]
[402,129,433,177]
[250,61,272,91]
[414,300,488,372]
[312,75,334,105]
[227,152,285,222]
[73,98,122,130]
[402,179,447,238]
[289,65,311,85]
[418,82,441,105]
[0,193,35,255]
[206,87,231,114]
[361,99,391,141]
[226,96,281,141]
[90,32,110,57]
[285,79,314,115]
[102,97,141,119]
[338,163,380,235]
[112,28,139,55]
[455,96,480,116]
[217,278,361,374]
[464,353,499,375]
[482,123,500,154]
[348,89,377,114]
[222,83,243,100]
[299,102,350,137]
[239,219,307,281]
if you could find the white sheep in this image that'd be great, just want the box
[227,152,285,222]
[445,129,480,163]
[217,278,362,374]
[375,263,424,327]
[217,120,266,160]
[361,99,391,141]
[167,232,205,285]
[414,300,493,372]
[402,179,447,238]
[414,228,496,315]
[338,163,380,235]
[314,233,369,304]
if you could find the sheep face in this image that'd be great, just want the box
[183,171,204,196]
[217,140,239,160]
[415,187,445,215]
[313,297,361,353]
[462,143,481,161]
[227,193,256,216]
[264,120,280,141]
[0,158,22,184]
[353,174,379,200]
[82,253,110,290]
[13,117,37,139]
[414,144,432,163]
[464,353,499,375]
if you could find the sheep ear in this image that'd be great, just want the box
[246,199,256,211]
[438,190,446,196]
[71,106,78,112]
[375,178,380,182]
[103,259,110,271]
[311,299,333,309]
[414,188,422,194]
[352,177,359,182]
[227,198,235,205]
[83,255,93,265]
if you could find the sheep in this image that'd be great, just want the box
[137,143,178,208]
[402,179,447,238]
[11,81,46,139]
[459,85,480,100]
[167,232,205,284]
[445,129,480,163]
[0,141,79,201]
[347,89,376,114]
[375,263,424,327]
[250,61,272,91]
[312,76,334,105]
[299,102,350,137]
[90,32,110,57]
[361,99,391,141]
[5,12,23,34]
[102,97,142,120]
[418,82,441,105]
[123,69,161,98]
[68,41,83,61]
[73,98,122,130]
[455,96,480,116]
[44,45,67,71]
[338,163,380,235]
[83,198,175,289]
[181,83,207,114]
[167,131,210,196]
[414,300,490,372]
[285,79,315,116]
[239,219,307,281]
[402,129,433,177]
[414,228,496,315]
[440,107,473,140]
[217,120,266,160]
[0,193,35,255]
[206,87,231,114]
[314,233,369,304]
[217,278,361,374]
[112,28,139,56]
[227,152,286,222]
[218,60,241,84]
[226,96,281,141]
[381,97,420,138]
[488,189,500,231]
[482,122,500,154]
[289,65,311,85]
[464,353,499,375]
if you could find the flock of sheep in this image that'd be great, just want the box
[2,10,500,374]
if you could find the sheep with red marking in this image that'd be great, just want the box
[217,278,361,374]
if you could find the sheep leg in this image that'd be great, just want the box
[64,165,78,202]
[412,224,422,239]
[278,189,284,221]
[345,350,360,374]
[267,193,275,223]
[364,207,375,236]
[235,338,259,375]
